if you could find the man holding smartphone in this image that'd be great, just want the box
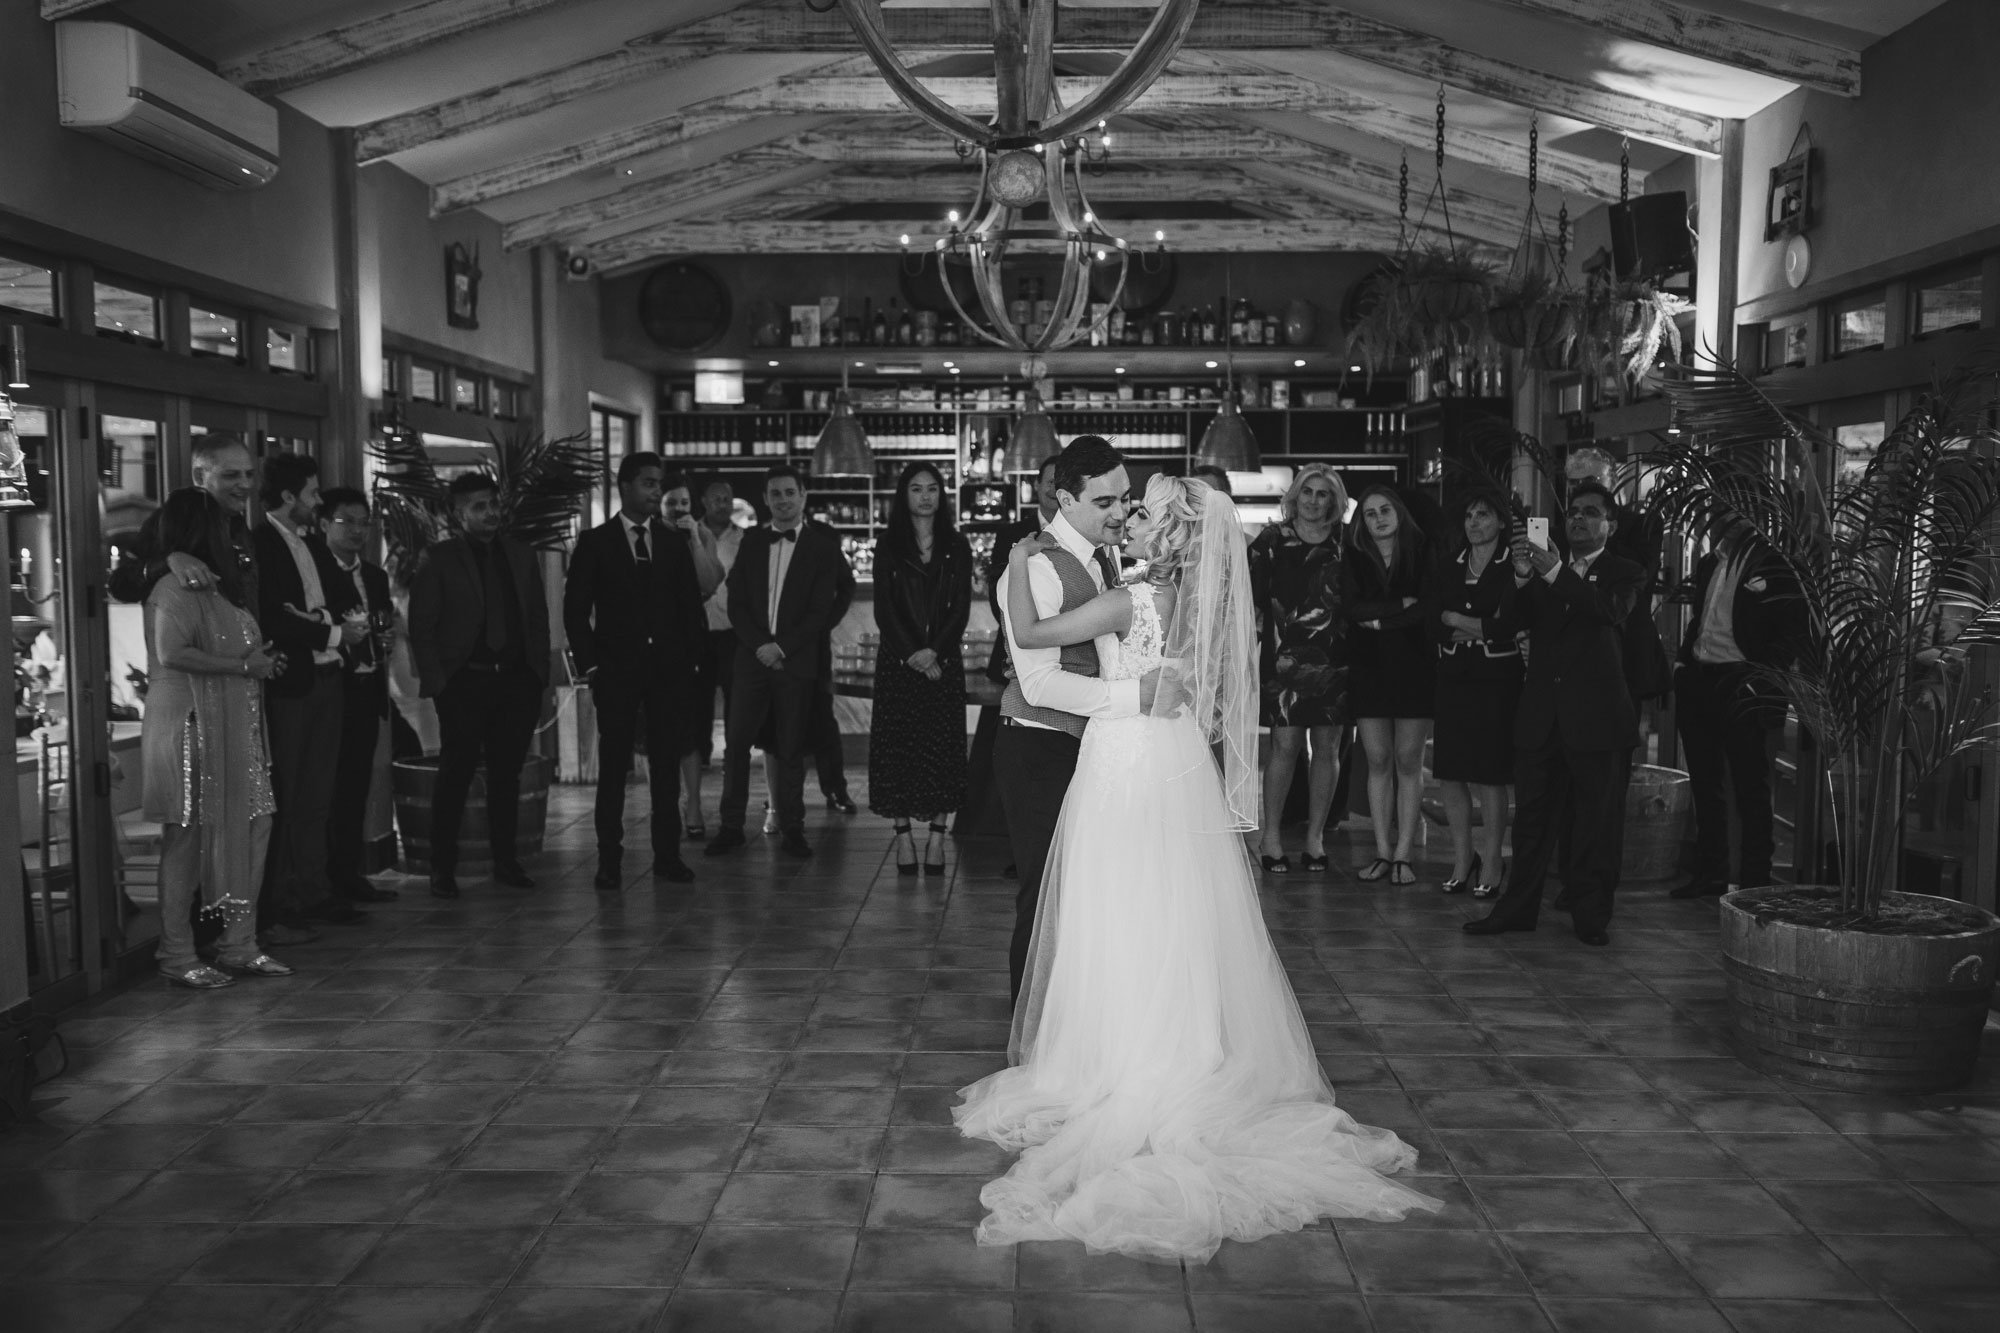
[1464,482,1645,947]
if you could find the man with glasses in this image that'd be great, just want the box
[320,488,400,905]
[1465,481,1645,947]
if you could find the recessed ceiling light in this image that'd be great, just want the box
[1205,360,1218,369]
[1294,359,1306,368]
[1349,364,1362,373]
[1114,367,1125,374]
[768,360,779,367]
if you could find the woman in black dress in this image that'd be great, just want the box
[868,461,972,875]
[1346,485,1436,885]
[1247,464,1350,873]
[1429,491,1524,899]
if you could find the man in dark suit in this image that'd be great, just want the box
[1466,481,1645,946]
[253,454,369,938]
[111,434,260,609]
[408,472,552,899]
[983,453,1062,690]
[1672,522,1806,898]
[319,487,399,905]
[706,464,853,860]
[564,453,707,890]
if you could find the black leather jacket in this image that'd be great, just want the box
[875,532,973,665]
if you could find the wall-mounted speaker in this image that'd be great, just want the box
[1608,191,1693,282]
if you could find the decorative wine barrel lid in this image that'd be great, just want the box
[1089,250,1176,315]
[637,261,732,351]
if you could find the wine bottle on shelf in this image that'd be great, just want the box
[870,300,888,347]
[895,301,914,347]
[1031,278,1053,343]
[1010,281,1031,336]
[1201,304,1218,345]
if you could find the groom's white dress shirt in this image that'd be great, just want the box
[994,510,1142,732]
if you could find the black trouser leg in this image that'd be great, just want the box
[592,674,642,867]
[1678,663,1779,887]
[995,725,1082,1003]
[430,673,484,876]
[720,663,767,834]
[1561,747,1630,937]
[766,675,812,835]
[700,628,736,764]
[810,681,846,798]
[1485,735,1567,930]
[482,669,544,864]
[327,676,384,894]
[640,669,689,859]
[263,670,344,923]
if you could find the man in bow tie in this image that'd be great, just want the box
[1465,481,1645,947]
[565,453,710,889]
[707,464,854,860]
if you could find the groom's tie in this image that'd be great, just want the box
[1093,546,1119,589]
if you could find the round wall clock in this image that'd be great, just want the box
[637,261,732,351]
[1783,234,1812,289]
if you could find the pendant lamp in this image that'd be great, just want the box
[1196,260,1260,470]
[811,264,874,477]
[1001,385,1061,474]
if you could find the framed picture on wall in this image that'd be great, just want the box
[445,242,482,329]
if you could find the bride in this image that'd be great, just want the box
[955,473,1441,1263]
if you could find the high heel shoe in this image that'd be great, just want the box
[923,821,949,874]
[1441,854,1482,895]
[1260,854,1291,874]
[892,825,918,876]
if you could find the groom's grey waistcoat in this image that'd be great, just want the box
[999,546,1100,738]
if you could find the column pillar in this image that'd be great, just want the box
[329,127,381,488]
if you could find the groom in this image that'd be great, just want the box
[994,436,1158,1003]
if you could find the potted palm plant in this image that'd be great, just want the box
[1643,356,2000,1094]
[369,426,603,872]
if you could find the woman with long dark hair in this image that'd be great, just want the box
[141,490,287,988]
[1345,485,1436,885]
[868,460,973,874]
[1429,490,1524,899]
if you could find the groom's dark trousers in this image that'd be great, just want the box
[997,721,1082,1002]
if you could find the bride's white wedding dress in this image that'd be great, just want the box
[955,586,1441,1263]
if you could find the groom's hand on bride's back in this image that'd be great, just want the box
[1139,670,1189,717]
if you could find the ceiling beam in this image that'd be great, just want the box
[695,72,1367,118]
[588,217,1415,268]
[1494,0,1860,97]
[221,0,575,96]
[39,1,117,17]
[1235,158,1519,247]
[503,155,835,251]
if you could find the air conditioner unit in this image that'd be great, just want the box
[55,21,279,191]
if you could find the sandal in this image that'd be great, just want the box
[1390,860,1418,886]
[1471,881,1501,900]
[684,823,707,842]
[162,964,234,990]
[1301,851,1329,873]
[892,823,918,877]
[1260,855,1291,874]
[1356,858,1391,882]
[923,821,949,875]
[1441,854,1481,895]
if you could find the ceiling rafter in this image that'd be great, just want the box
[586,217,1426,268]
[1493,0,1860,97]
[39,1,117,18]
[695,72,1371,118]
[351,0,1726,166]
[221,0,574,96]
[501,152,833,250]
[1235,157,1519,246]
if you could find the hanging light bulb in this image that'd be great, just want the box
[811,261,874,477]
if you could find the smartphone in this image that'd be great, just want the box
[1527,516,1551,550]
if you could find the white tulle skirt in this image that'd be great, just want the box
[954,711,1442,1263]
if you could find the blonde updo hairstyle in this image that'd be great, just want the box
[1133,473,1211,582]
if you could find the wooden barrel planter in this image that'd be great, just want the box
[392,754,554,875]
[1719,886,2000,1095]
[1621,765,1692,882]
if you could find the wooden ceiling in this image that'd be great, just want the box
[46,1,1946,272]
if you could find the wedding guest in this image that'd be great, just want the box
[1248,464,1350,873]
[408,472,552,899]
[1346,484,1437,886]
[663,473,727,843]
[253,454,367,935]
[707,464,853,859]
[1465,482,1645,946]
[564,453,708,890]
[1191,463,1234,499]
[1429,490,1524,900]
[318,488,399,904]
[1672,520,1806,898]
[110,433,258,609]
[687,476,744,838]
[985,454,1062,690]
[142,491,290,988]
[869,461,973,875]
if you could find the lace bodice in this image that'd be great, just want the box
[1103,584,1167,681]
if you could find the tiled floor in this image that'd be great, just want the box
[6,783,2000,1333]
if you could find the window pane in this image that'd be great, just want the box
[266,325,301,372]
[1916,275,1981,336]
[101,415,163,501]
[1836,421,1885,486]
[0,257,57,318]
[1836,300,1885,354]
[189,306,242,359]
[95,282,158,342]
[410,364,440,403]
[452,374,481,410]
[1764,318,1809,370]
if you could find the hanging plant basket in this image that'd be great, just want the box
[1343,248,1496,381]
[1487,282,1579,364]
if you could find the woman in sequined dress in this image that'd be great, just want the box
[141,490,289,989]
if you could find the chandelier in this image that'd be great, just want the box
[834,0,1200,351]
